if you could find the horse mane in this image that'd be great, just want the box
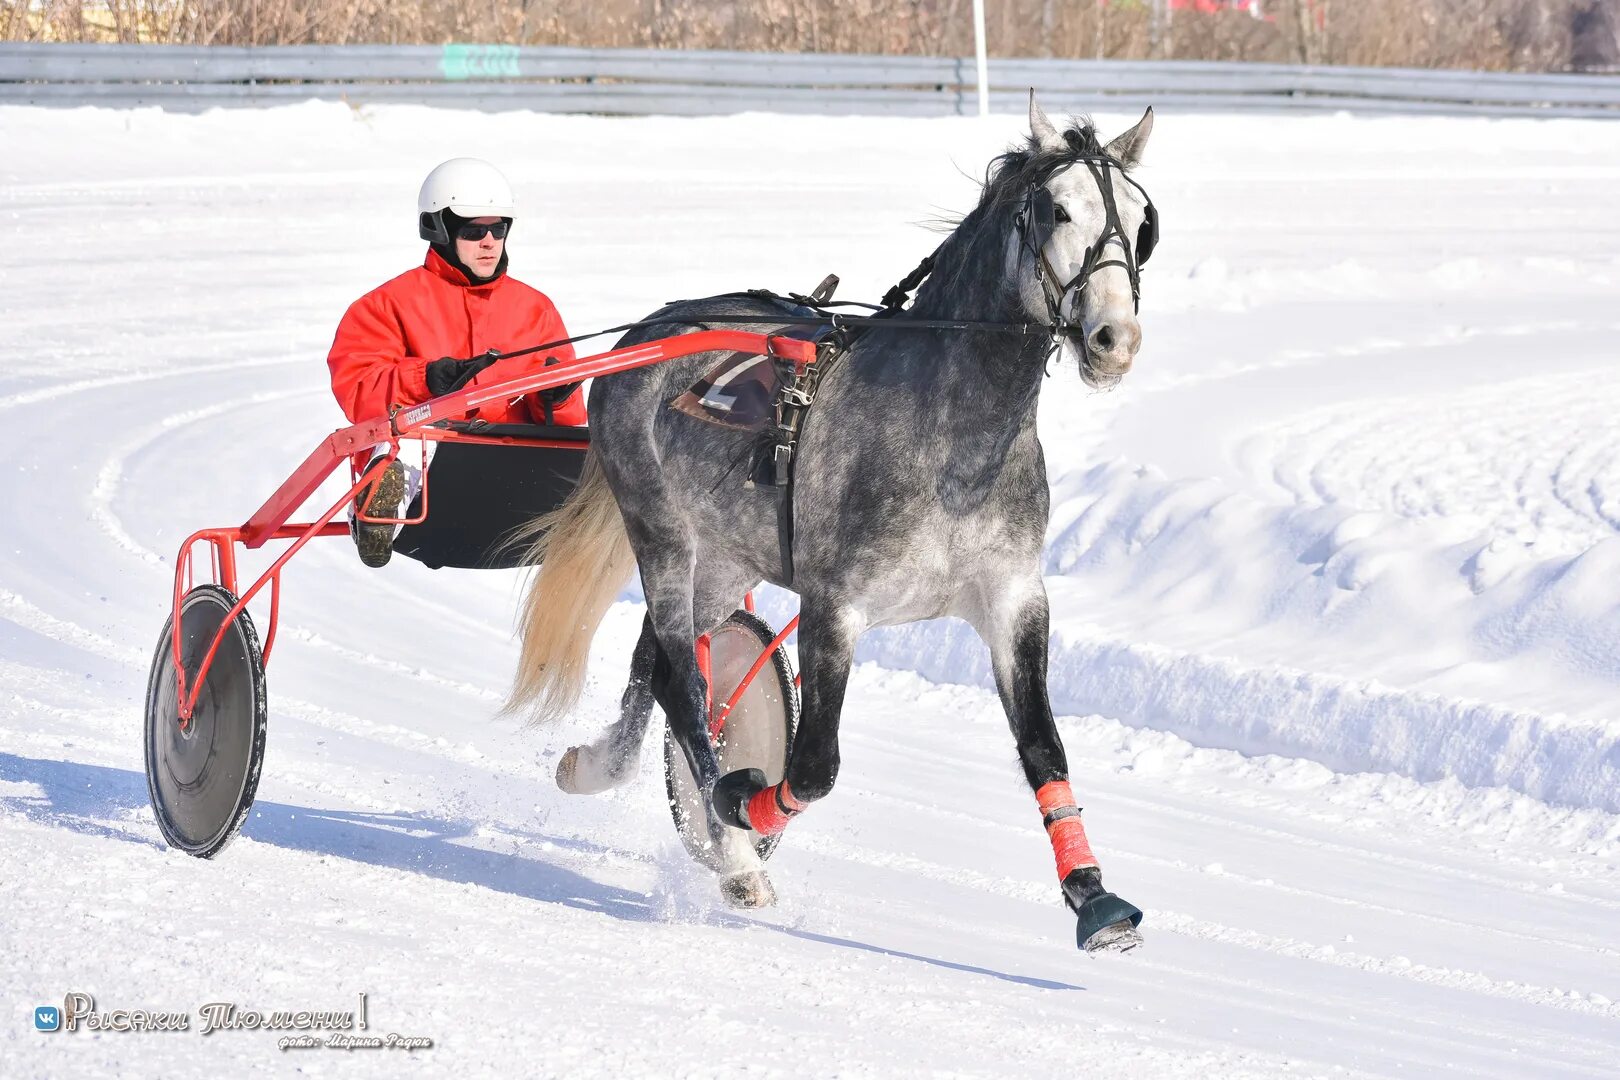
[908,118,1108,322]
[977,119,1109,216]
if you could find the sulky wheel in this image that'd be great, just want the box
[665,610,798,870]
[144,584,268,858]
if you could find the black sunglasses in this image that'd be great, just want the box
[455,221,509,241]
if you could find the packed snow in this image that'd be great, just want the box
[2,100,1618,1078]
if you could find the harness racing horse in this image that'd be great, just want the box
[510,98,1158,954]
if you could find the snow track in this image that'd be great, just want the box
[2,104,1618,1077]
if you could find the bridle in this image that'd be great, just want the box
[1015,154,1160,337]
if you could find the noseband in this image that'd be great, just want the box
[1015,155,1159,336]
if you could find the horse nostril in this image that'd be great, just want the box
[1091,325,1115,352]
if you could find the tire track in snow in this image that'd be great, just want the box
[80,385,515,707]
[4,377,587,791]
[89,389,314,568]
[862,616,1620,813]
[784,827,1620,1020]
[1252,369,1620,555]
[0,574,549,785]
[0,671,645,875]
[847,780,1620,960]
[0,587,146,666]
[845,714,1620,913]
[0,356,296,413]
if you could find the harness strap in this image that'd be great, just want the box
[775,450,795,584]
[763,330,853,588]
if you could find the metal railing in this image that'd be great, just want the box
[1,43,1616,117]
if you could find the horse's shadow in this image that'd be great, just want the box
[0,750,1083,992]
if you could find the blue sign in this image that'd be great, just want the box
[440,44,521,81]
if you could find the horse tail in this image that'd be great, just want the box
[505,450,636,726]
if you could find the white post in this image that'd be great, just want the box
[972,0,990,117]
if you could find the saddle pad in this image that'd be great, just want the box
[669,321,827,432]
[670,350,780,431]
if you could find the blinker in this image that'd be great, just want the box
[1029,188,1057,251]
[1026,174,1157,268]
[1137,202,1159,266]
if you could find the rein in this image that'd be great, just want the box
[460,148,1153,393]
[469,152,1155,374]
[473,310,1046,370]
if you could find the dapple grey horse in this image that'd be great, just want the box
[511,98,1156,953]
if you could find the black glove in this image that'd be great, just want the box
[425,350,501,397]
[533,355,581,422]
[538,380,581,406]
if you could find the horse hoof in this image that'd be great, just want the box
[1082,919,1144,954]
[720,869,777,909]
[555,746,586,793]
[1074,890,1145,954]
[555,746,627,795]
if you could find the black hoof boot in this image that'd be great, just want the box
[712,768,768,830]
[1063,868,1145,954]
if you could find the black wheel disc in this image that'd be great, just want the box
[665,610,799,869]
[144,584,267,858]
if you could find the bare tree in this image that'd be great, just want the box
[4,0,1609,71]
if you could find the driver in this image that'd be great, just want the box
[326,157,586,567]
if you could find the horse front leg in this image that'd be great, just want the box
[714,597,858,840]
[983,584,1144,954]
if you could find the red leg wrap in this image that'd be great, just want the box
[1035,780,1099,879]
[1035,780,1075,817]
[745,781,803,836]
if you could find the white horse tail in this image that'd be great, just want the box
[505,450,636,726]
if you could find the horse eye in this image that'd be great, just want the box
[1054,204,1071,224]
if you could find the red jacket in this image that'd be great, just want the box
[327,249,587,428]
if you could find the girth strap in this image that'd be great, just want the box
[759,330,853,588]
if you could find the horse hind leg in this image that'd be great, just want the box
[689,569,779,908]
[614,536,769,907]
[713,596,860,852]
[556,614,659,795]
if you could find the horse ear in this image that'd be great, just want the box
[1028,90,1063,151]
[1105,107,1154,169]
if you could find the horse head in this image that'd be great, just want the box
[1020,97,1157,389]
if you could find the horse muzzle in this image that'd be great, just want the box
[1082,317,1140,381]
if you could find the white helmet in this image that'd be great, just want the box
[417,157,515,244]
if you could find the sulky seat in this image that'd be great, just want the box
[391,422,590,570]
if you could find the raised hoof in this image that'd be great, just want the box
[1075,890,1145,954]
[555,746,626,796]
[720,870,778,909]
[1082,919,1144,954]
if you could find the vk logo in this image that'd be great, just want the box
[35,1005,60,1031]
